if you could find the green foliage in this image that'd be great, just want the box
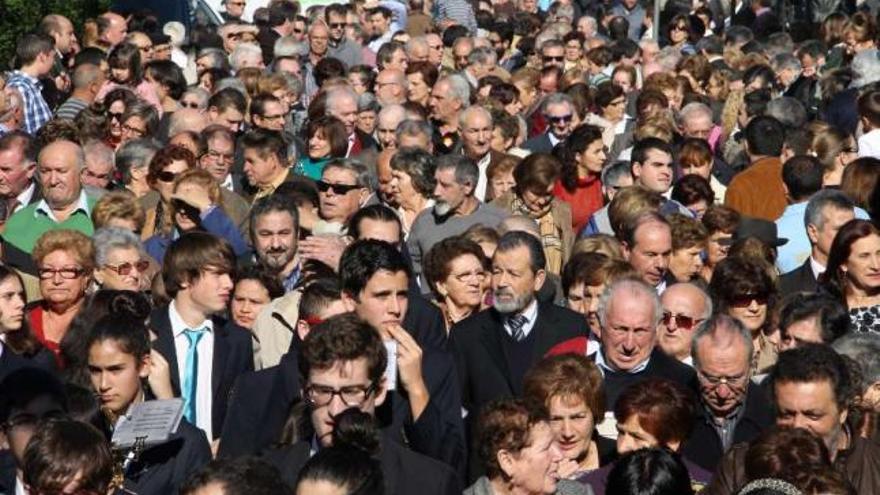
[0,0,112,70]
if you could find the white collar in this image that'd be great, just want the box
[34,189,89,222]
[169,300,214,337]
[810,256,826,280]
[15,182,35,208]
[594,347,651,376]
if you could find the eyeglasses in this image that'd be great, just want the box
[698,370,748,389]
[843,146,859,153]
[304,383,376,407]
[546,114,573,124]
[108,111,124,121]
[293,28,305,34]
[180,101,201,109]
[203,149,234,163]
[543,55,564,62]
[156,170,178,182]
[662,312,704,330]
[316,180,362,194]
[330,22,352,28]
[673,24,688,32]
[453,270,486,283]
[260,113,285,121]
[122,123,146,137]
[104,260,150,276]
[729,293,769,308]
[38,267,86,280]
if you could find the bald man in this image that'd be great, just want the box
[375,69,407,106]
[97,12,127,49]
[376,105,406,150]
[658,282,712,365]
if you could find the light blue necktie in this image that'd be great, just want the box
[182,328,206,424]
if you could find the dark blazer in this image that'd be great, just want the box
[753,11,782,41]
[150,305,254,440]
[588,349,697,412]
[784,75,819,117]
[219,342,466,475]
[521,133,555,154]
[778,259,818,298]
[449,303,588,417]
[264,432,461,495]
[0,346,57,382]
[405,291,448,350]
[123,420,212,495]
[681,383,774,473]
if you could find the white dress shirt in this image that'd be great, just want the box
[475,152,491,202]
[169,300,215,439]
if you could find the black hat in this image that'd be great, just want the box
[148,31,172,46]
[719,217,788,247]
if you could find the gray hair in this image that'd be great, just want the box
[229,42,263,71]
[83,140,114,169]
[213,77,248,97]
[406,36,428,57]
[0,88,22,123]
[679,102,713,126]
[458,105,493,130]
[93,227,145,266]
[541,92,574,114]
[397,118,433,140]
[804,189,855,231]
[691,314,754,370]
[116,138,161,184]
[436,154,478,190]
[274,35,308,59]
[601,160,631,187]
[440,74,471,107]
[181,87,210,109]
[765,97,807,130]
[378,104,406,126]
[853,49,880,88]
[771,53,802,74]
[468,46,497,66]
[357,92,380,113]
[325,87,359,114]
[597,277,662,330]
[324,158,375,191]
[833,333,880,386]
[197,47,230,72]
[655,46,683,72]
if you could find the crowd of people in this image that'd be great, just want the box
[3,0,880,494]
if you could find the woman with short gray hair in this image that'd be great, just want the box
[93,227,152,292]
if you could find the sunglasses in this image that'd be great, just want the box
[157,170,178,182]
[729,293,769,308]
[546,114,573,124]
[662,312,704,330]
[330,22,351,28]
[180,101,200,109]
[108,111,124,121]
[543,55,564,62]
[104,260,150,275]
[316,180,362,194]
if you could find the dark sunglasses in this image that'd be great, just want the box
[662,312,703,330]
[108,111,124,121]
[157,170,178,182]
[330,22,351,28]
[729,293,769,308]
[180,101,200,109]
[104,260,150,275]
[316,180,362,194]
[543,55,564,62]
[546,114,573,124]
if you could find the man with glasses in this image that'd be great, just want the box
[375,104,406,150]
[126,31,154,63]
[681,314,772,472]
[452,36,473,71]
[325,3,362,67]
[261,312,460,491]
[315,159,372,231]
[375,69,407,106]
[522,93,579,154]
[249,94,286,132]
[425,33,444,67]
[540,39,565,69]
[4,140,97,275]
[658,282,712,365]
[222,0,246,22]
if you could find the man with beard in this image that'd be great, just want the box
[407,154,508,289]
[449,231,587,474]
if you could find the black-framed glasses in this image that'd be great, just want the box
[673,24,688,32]
[38,267,86,280]
[180,101,201,109]
[316,180,362,194]
[104,260,150,276]
[156,170,178,183]
[543,55,564,62]
[122,123,146,137]
[108,111,124,121]
[729,293,769,308]
[304,383,376,407]
[546,114,573,124]
[662,312,704,330]
[330,22,350,28]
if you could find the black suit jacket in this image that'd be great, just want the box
[124,420,212,495]
[522,133,555,154]
[589,349,697,412]
[449,303,588,418]
[778,259,818,298]
[404,291,448,350]
[0,346,56,382]
[150,305,254,439]
[681,383,774,472]
[264,432,461,495]
[219,341,466,475]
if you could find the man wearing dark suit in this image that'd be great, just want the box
[457,106,518,202]
[151,232,254,441]
[681,314,773,472]
[779,190,857,298]
[222,240,465,476]
[582,277,695,411]
[521,93,578,154]
[450,231,588,427]
[263,313,460,494]
[751,0,781,41]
